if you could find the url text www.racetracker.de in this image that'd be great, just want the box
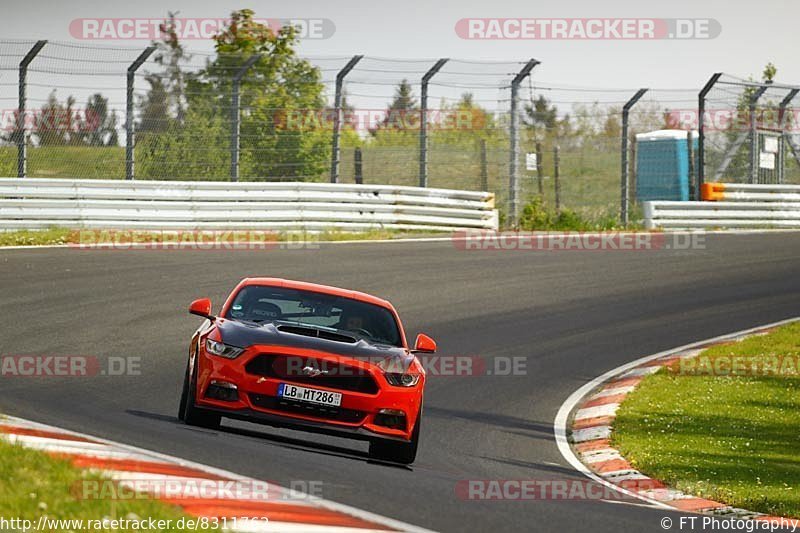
[0,516,267,531]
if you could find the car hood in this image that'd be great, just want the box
[215,319,411,362]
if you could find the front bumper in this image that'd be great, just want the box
[193,344,423,441]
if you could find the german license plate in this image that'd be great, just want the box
[277,383,342,407]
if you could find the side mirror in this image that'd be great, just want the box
[189,298,214,320]
[413,333,437,353]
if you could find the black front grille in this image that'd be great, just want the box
[245,354,379,394]
[249,394,365,423]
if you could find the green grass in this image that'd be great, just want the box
[0,432,217,531]
[0,228,74,246]
[0,227,447,247]
[0,146,125,179]
[613,322,800,518]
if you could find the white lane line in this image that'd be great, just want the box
[553,316,800,512]
[0,415,436,533]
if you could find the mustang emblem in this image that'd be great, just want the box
[301,365,329,378]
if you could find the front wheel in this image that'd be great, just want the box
[369,409,421,464]
[180,359,221,429]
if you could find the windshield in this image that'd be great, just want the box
[224,285,403,347]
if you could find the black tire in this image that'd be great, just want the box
[177,361,189,421]
[181,358,221,429]
[369,408,421,464]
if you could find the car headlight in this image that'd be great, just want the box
[376,357,420,387]
[384,372,421,387]
[205,339,244,359]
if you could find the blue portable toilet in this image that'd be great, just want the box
[635,130,697,202]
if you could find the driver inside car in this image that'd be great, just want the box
[335,308,370,335]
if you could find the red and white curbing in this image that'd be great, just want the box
[0,415,434,533]
[555,317,800,527]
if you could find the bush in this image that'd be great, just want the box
[517,195,619,231]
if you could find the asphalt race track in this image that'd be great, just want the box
[1,233,799,532]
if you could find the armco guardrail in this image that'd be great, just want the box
[0,178,498,232]
[644,183,800,229]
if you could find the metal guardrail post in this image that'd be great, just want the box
[697,73,722,199]
[125,46,156,181]
[330,55,362,183]
[509,59,540,226]
[230,54,262,182]
[418,58,448,188]
[17,40,46,178]
[620,88,647,225]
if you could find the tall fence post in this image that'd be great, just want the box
[479,139,488,191]
[779,89,800,174]
[686,131,694,194]
[419,58,448,188]
[354,147,363,184]
[778,89,799,129]
[620,88,647,225]
[630,136,638,201]
[330,55,362,184]
[697,73,722,199]
[554,144,561,212]
[230,54,261,182]
[17,40,46,178]
[535,141,543,196]
[509,59,540,226]
[125,46,156,181]
[748,82,771,184]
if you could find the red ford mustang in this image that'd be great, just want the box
[179,277,435,464]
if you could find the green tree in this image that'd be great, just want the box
[34,91,78,146]
[137,9,328,180]
[81,93,118,146]
[211,9,327,179]
[370,80,419,145]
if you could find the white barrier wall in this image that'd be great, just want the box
[644,183,800,229]
[0,179,499,232]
